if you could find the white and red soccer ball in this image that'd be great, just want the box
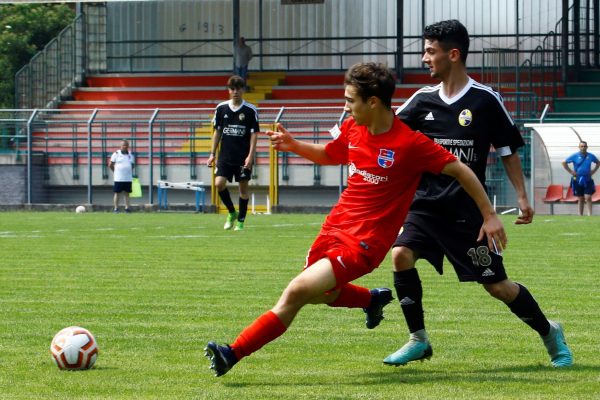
[50,326,98,370]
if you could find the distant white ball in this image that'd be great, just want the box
[75,206,86,213]
[50,326,98,370]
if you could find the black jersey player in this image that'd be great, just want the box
[207,75,260,231]
[384,19,573,368]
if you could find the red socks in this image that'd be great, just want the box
[231,311,287,361]
[326,283,371,308]
[229,286,371,361]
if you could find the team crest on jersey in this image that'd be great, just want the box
[239,113,245,121]
[377,149,395,168]
[458,109,472,126]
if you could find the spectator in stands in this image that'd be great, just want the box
[562,140,599,216]
[383,19,573,369]
[109,139,135,213]
[234,37,253,82]
[204,61,507,378]
[207,75,259,231]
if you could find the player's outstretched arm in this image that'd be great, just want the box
[591,157,600,176]
[266,123,337,165]
[207,129,221,167]
[442,160,507,252]
[245,132,259,169]
[501,153,534,224]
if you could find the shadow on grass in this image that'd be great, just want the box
[358,362,598,385]
[220,363,599,388]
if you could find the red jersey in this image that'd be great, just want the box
[322,116,456,260]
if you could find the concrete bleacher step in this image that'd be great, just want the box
[72,87,267,103]
[65,71,437,111]
[86,73,232,87]
[566,82,600,97]
[553,97,600,113]
[247,78,282,88]
[60,101,219,109]
[267,84,423,100]
[248,71,286,80]
[578,69,600,82]
[283,72,344,86]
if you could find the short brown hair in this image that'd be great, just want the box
[227,75,245,89]
[344,62,396,109]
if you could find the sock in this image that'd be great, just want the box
[507,283,551,336]
[394,269,425,333]
[327,283,371,308]
[218,189,236,214]
[231,311,287,360]
[409,329,429,343]
[238,197,249,222]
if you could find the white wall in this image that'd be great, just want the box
[106,0,565,71]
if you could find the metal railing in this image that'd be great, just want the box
[14,14,85,110]
[0,107,345,205]
[1,106,538,209]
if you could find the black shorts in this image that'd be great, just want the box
[215,163,252,183]
[392,212,507,283]
[113,181,132,193]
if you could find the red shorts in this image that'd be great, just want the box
[304,231,385,289]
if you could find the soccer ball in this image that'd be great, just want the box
[50,326,98,370]
[75,205,86,213]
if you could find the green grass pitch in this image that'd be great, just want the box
[1,211,599,399]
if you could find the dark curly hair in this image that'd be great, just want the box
[423,19,470,64]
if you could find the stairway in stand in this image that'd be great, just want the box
[550,69,600,121]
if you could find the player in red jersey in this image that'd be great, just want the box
[204,62,506,377]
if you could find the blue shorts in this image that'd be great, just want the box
[113,181,132,193]
[571,176,596,196]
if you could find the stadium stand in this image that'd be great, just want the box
[547,70,600,121]
[25,66,561,189]
[60,68,546,112]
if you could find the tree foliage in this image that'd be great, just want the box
[0,4,74,108]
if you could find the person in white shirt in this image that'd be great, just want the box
[109,140,135,213]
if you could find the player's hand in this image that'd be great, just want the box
[244,156,253,169]
[266,123,294,152]
[477,213,507,254]
[206,154,215,167]
[515,198,534,225]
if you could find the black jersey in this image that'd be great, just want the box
[396,77,524,218]
[213,100,260,165]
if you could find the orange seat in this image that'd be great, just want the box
[542,184,564,203]
[592,185,600,202]
[561,186,579,203]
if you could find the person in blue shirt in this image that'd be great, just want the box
[562,141,600,216]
